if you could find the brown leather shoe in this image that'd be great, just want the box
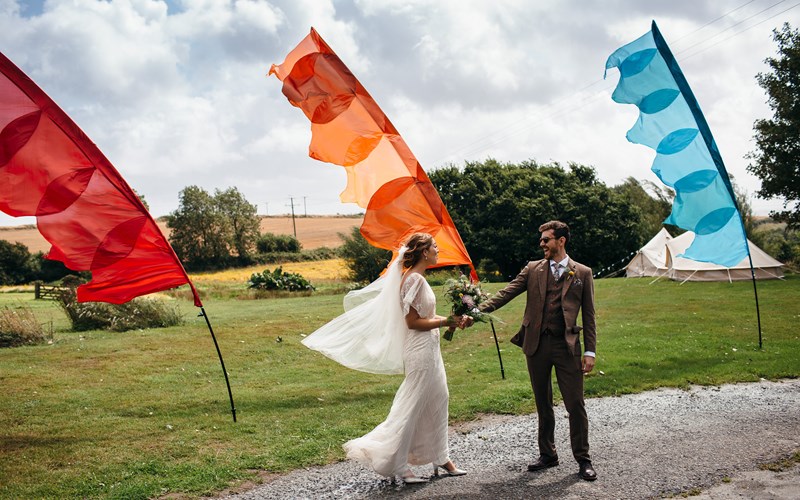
[527,456,559,472]
[579,460,597,481]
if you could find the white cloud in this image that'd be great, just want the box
[1,0,799,226]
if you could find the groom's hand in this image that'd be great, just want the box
[582,355,595,374]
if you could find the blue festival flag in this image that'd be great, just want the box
[605,21,749,267]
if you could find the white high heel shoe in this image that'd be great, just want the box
[433,462,467,477]
[400,469,428,484]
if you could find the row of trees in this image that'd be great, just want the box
[429,159,671,278]
[162,160,665,281]
[0,164,794,286]
[0,240,79,286]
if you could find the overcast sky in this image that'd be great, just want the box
[1,0,798,228]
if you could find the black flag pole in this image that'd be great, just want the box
[745,254,764,349]
[200,307,237,422]
[490,319,505,379]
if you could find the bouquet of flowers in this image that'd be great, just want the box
[441,274,494,341]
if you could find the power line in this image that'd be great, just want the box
[674,0,790,56]
[671,0,759,45]
[680,1,800,61]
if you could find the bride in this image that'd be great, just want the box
[302,232,469,483]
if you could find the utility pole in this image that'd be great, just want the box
[288,197,297,238]
[303,196,307,217]
[265,202,269,216]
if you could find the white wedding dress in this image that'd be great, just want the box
[302,250,450,477]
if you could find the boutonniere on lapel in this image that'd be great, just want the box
[567,270,582,287]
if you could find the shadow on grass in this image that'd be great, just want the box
[108,389,397,419]
[240,390,396,412]
[1,434,85,452]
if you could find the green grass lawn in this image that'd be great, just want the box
[1,275,798,498]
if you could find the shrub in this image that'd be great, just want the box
[56,281,183,332]
[338,227,392,282]
[304,247,338,260]
[426,267,464,286]
[252,247,338,265]
[0,304,50,348]
[0,240,34,285]
[31,251,84,283]
[248,267,315,291]
[256,233,302,253]
[477,258,505,282]
[0,240,87,285]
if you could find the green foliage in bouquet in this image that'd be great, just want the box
[248,267,315,292]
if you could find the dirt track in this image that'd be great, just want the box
[0,216,363,254]
[224,379,800,499]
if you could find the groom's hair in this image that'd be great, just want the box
[539,220,570,246]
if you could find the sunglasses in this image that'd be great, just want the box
[539,236,558,243]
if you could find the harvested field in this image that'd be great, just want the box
[0,215,363,254]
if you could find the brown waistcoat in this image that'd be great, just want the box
[541,269,567,335]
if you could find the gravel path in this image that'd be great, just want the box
[224,379,800,499]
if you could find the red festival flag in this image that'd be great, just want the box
[270,28,477,279]
[0,52,201,306]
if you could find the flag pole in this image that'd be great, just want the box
[744,251,764,349]
[200,308,237,422]
[490,319,505,379]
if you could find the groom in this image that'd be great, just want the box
[480,220,597,481]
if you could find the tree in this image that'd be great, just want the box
[731,179,760,243]
[167,186,233,269]
[133,189,149,211]
[215,187,260,260]
[613,177,674,242]
[167,186,261,269]
[29,252,80,283]
[0,240,33,285]
[747,23,800,228]
[338,226,392,282]
[429,159,643,278]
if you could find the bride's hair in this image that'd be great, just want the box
[402,232,434,269]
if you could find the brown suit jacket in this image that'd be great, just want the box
[481,258,596,357]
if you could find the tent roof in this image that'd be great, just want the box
[625,227,672,271]
[666,231,784,271]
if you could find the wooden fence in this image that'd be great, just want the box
[33,282,69,300]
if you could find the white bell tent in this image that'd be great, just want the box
[626,229,784,282]
[624,228,672,278]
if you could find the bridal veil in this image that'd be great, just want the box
[301,248,408,374]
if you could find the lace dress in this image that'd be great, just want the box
[343,272,450,477]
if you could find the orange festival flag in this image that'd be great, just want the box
[270,28,477,279]
[0,52,201,306]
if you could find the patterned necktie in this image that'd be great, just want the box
[552,262,561,280]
